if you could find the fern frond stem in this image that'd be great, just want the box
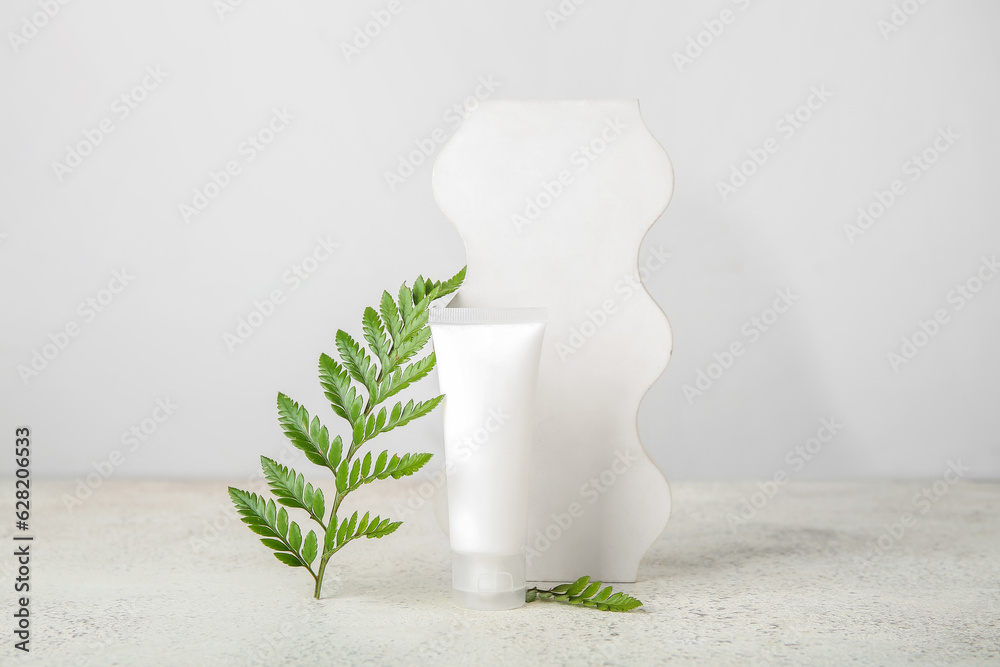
[313,560,325,599]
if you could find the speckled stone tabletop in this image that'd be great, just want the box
[1,478,997,665]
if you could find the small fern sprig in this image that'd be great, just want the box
[229,267,465,599]
[526,576,644,612]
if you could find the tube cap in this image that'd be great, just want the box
[451,550,525,610]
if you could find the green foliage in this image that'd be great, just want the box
[260,457,326,525]
[335,450,434,495]
[525,577,644,612]
[275,394,342,474]
[230,265,642,613]
[228,488,317,572]
[230,267,465,599]
[330,510,402,552]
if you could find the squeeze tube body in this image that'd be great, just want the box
[428,307,546,610]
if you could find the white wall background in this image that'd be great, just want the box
[2,0,998,481]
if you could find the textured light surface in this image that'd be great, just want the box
[6,477,998,665]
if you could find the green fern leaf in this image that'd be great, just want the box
[234,268,466,599]
[389,327,431,372]
[312,489,325,520]
[335,330,378,401]
[349,458,361,488]
[288,521,302,552]
[566,576,590,596]
[336,511,356,547]
[365,518,401,538]
[335,460,348,495]
[323,517,338,557]
[274,552,303,567]
[259,538,286,551]
[228,487,313,572]
[397,296,431,346]
[352,396,442,448]
[428,266,465,301]
[593,586,613,603]
[345,451,431,491]
[276,506,288,536]
[379,290,402,348]
[260,456,326,525]
[387,397,444,433]
[373,450,388,475]
[318,353,360,426]
[388,452,432,479]
[374,353,435,405]
[412,276,428,303]
[397,283,414,327]
[302,530,318,565]
[276,393,339,473]
[525,577,644,612]
[362,306,392,373]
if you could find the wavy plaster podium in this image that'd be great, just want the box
[432,100,673,582]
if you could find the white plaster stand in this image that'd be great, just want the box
[432,100,674,582]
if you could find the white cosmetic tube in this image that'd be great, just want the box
[428,307,547,610]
